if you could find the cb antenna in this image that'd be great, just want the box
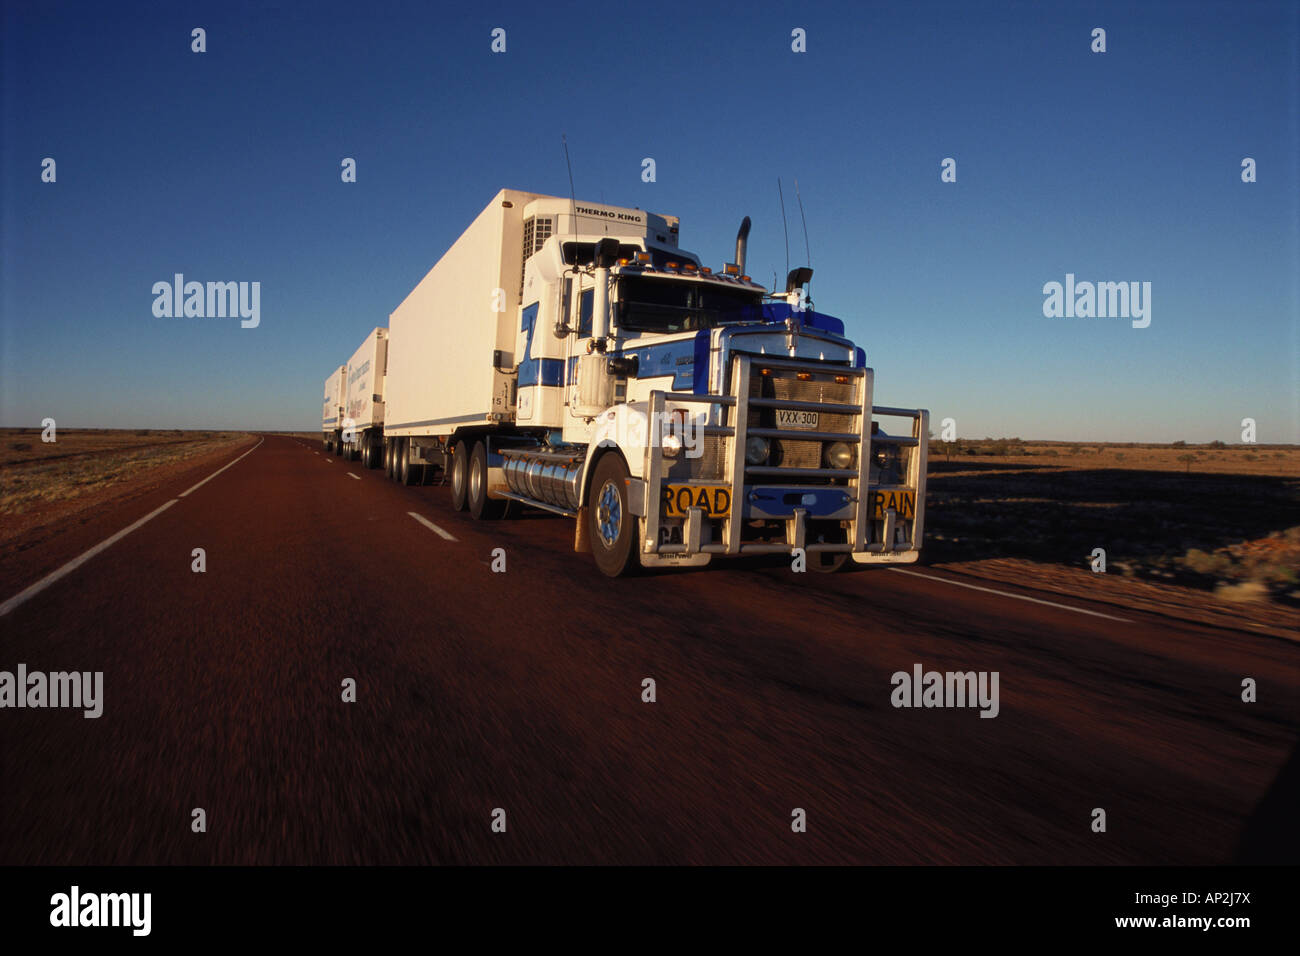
[794,177,811,297]
[777,178,790,283]
[561,133,577,238]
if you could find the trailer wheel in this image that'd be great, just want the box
[467,441,505,519]
[588,454,638,577]
[398,439,422,486]
[450,440,469,511]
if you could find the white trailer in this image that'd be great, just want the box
[321,364,346,454]
[372,189,929,576]
[338,326,388,467]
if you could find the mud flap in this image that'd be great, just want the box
[574,506,592,553]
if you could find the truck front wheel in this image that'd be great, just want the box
[450,440,469,511]
[588,454,638,577]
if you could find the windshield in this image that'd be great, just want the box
[617,276,761,333]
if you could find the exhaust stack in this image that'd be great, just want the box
[734,216,751,275]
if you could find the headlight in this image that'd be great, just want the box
[745,436,770,465]
[662,432,683,457]
[825,442,854,469]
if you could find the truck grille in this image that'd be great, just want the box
[747,373,855,471]
[664,433,727,481]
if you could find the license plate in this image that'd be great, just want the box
[662,484,732,518]
[870,489,915,520]
[777,409,819,430]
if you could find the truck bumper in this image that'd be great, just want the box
[640,354,928,563]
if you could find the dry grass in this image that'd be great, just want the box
[0,428,247,516]
[927,440,1300,476]
[923,441,1300,610]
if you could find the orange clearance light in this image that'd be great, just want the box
[617,257,631,266]
[796,372,812,381]
[666,261,680,270]
[760,368,772,376]
[700,266,712,275]
[723,264,739,275]
[683,263,698,272]
[635,252,651,264]
[740,275,752,283]
[834,374,849,384]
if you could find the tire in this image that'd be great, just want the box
[587,454,638,577]
[467,441,505,519]
[808,527,849,573]
[449,439,469,511]
[398,439,419,486]
[808,552,849,573]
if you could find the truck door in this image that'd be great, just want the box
[564,282,595,420]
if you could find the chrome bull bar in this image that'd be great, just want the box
[641,354,928,561]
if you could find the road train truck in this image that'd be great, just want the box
[348,188,928,576]
[321,364,346,454]
[341,326,389,466]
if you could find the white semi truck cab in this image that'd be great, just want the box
[368,190,927,576]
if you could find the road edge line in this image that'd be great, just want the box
[0,499,179,618]
[886,567,1132,623]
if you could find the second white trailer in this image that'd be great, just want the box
[339,326,388,467]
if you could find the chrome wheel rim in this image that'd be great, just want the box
[596,480,622,548]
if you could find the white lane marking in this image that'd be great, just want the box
[408,512,457,541]
[0,499,178,618]
[886,567,1131,623]
[347,472,361,480]
[178,437,264,498]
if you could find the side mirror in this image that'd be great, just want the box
[785,266,813,293]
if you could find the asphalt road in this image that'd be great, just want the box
[1,435,1296,864]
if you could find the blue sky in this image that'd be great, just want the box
[2,0,1296,441]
